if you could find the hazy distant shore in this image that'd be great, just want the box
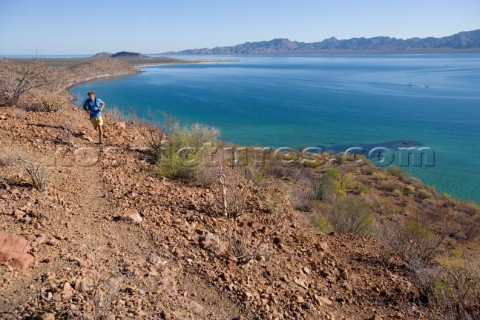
[7,56,236,68]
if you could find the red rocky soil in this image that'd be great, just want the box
[0,104,445,320]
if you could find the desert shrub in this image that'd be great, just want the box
[388,165,407,179]
[416,190,431,200]
[155,123,220,186]
[314,167,346,202]
[335,153,345,165]
[324,195,375,234]
[356,183,370,194]
[19,157,52,191]
[290,185,315,212]
[213,170,249,219]
[379,181,397,192]
[417,258,480,320]
[380,219,445,266]
[237,151,266,185]
[363,167,375,175]
[226,223,269,265]
[316,217,334,234]
[457,200,479,216]
[19,92,66,113]
[55,114,78,146]
[106,105,139,123]
[40,92,67,111]
[449,249,463,258]
[454,210,480,241]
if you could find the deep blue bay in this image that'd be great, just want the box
[71,54,480,202]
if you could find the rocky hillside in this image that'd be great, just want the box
[170,29,480,54]
[0,60,479,319]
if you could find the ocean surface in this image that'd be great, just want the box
[70,54,480,202]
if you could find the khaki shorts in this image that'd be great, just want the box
[90,117,103,129]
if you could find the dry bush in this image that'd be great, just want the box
[105,105,141,125]
[267,160,315,181]
[55,114,78,146]
[380,218,445,267]
[214,170,249,219]
[290,179,316,212]
[0,146,19,167]
[0,145,53,191]
[18,157,53,191]
[13,108,25,119]
[142,112,175,163]
[226,222,270,265]
[20,91,67,112]
[323,195,375,234]
[0,60,52,107]
[417,258,480,320]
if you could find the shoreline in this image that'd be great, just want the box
[64,58,238,92]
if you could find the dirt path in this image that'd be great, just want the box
[1,132,248,318]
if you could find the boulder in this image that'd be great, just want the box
[0,231,35,270]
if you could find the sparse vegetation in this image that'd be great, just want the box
[0,59,53,107]
[323,195,375,234]
[142,112,175,163]
[381,218,446,267]
[379,181,397,192]
[388,165,407,179]
[19,157,53,192]
[316,217,334,234]
[314,166,346,202]
[417,257,480,320]
[154,123,219,185]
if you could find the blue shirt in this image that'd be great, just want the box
[83,98,104,119]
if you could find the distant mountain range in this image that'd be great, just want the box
[165,29,480,54]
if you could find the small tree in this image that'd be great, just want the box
[0,60,52,107]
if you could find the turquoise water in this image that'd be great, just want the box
[70,55,480,202]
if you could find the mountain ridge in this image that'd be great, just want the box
[165,29,480,54]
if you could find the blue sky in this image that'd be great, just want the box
[0,0,479,55]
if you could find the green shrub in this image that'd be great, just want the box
[154,123,220,186]
[356,183,370,195]
[379,181,397,192]
[326,195,375,234]
[449,249,463,258]
[314,167,346,202]
[404,219,432,240]
[316,217,334,234]
[388,165,407,179]
[417,258,480,319]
